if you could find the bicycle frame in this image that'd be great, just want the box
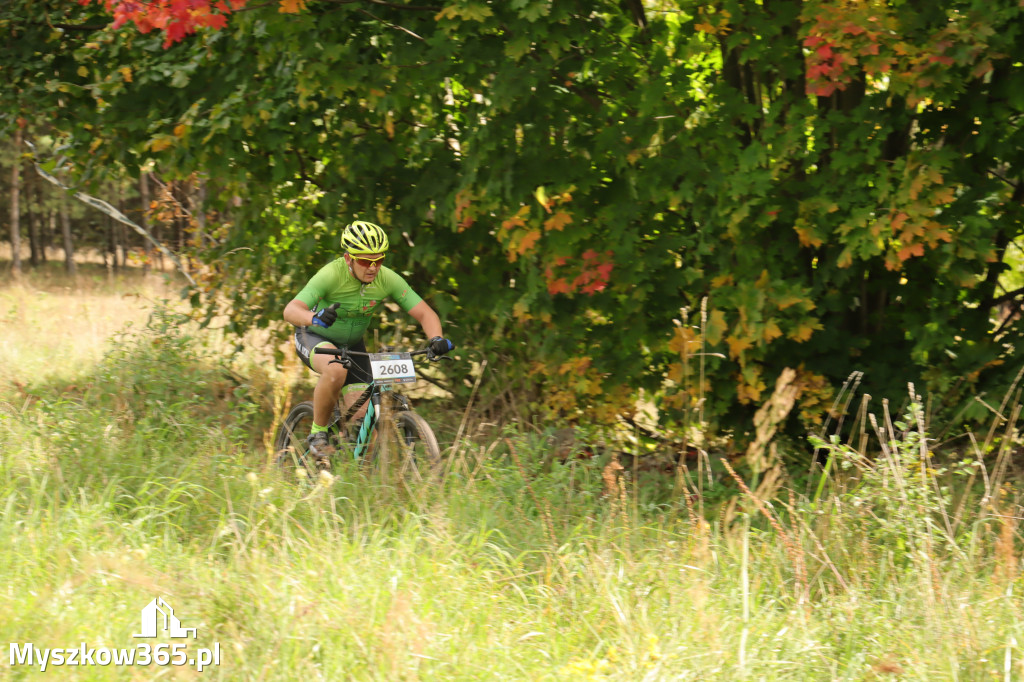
[275,345,445,481]
[316,347,422,461]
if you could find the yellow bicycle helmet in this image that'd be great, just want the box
[341,220,389,255]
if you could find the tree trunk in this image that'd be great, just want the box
[116,181,127,268]
[195,177,207,247]
[107,213,117,274]
[9,128,23,277]
[47,210,56,264]
[36,171,49,263]
[60,193,76,276]
[26,168,41,267]
[140,171,151,274]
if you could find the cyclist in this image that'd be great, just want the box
[283,220,454,461]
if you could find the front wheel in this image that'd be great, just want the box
[373,410,443,481]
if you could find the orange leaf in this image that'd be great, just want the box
[669,326,699,354]
[543,211,573,232]
[547,278,572,295]
[726,335,754,359]
[775,294,806,311]
[890,211,909,232]
[515,229,542,256]
[666,362,684,383]
[278,0,306,12]
[897,243,925,261]
[762,320,783,343]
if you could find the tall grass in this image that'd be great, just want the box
[0,282,1022,679]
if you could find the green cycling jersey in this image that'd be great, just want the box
[295,258,423,346]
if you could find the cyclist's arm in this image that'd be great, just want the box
[407,301,443,339]
[284,299,319,327]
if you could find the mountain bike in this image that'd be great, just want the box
[273,346,444,483]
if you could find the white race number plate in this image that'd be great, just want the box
[369,353,417,384]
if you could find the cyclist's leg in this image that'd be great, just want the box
[294,328,349,430]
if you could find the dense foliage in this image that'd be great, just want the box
[5,0,1024,445]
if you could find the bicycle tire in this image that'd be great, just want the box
[389,410,444,480]
[274,401,320,482]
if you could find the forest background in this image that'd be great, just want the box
[7,0,1024,461]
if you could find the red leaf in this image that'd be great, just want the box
[547,278,573,295]
[164,19,188,45]
[199,12,227,28]
[809,82,837,97]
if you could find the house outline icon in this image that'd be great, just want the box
[133,597,197,639]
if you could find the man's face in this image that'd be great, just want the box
[346,253,385,283]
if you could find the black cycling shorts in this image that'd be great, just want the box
[293,328,372,385]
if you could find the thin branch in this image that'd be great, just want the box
[26,141,197,286]
[988,167,1021,190]
[49,22,110,31]
[356,7,424,40]
[991,284,1024,307]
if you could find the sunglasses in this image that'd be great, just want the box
[352,254,385,267]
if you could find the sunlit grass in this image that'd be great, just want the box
[0,260,185,388]
[0,271,1022,680]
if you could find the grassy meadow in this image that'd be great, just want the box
[1,263,1023,680]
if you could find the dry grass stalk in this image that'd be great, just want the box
[745,367,800,476]
[265,345,298,464]
[447,358,488,478]
[508,438,557,547]
[602,454,624,499]
[721,457,809,601]
[601,452,628,524]
[994,498,1020,585]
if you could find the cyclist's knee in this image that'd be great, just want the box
[319,363,348,387]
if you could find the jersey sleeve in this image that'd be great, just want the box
[384,270,423,312]
[294,263,335,309]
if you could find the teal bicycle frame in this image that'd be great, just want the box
[317,348,422,462]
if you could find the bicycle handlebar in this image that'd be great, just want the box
[314,347,431,358]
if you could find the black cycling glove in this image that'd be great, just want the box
[311,303,339,328]
[428,336,454,358]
